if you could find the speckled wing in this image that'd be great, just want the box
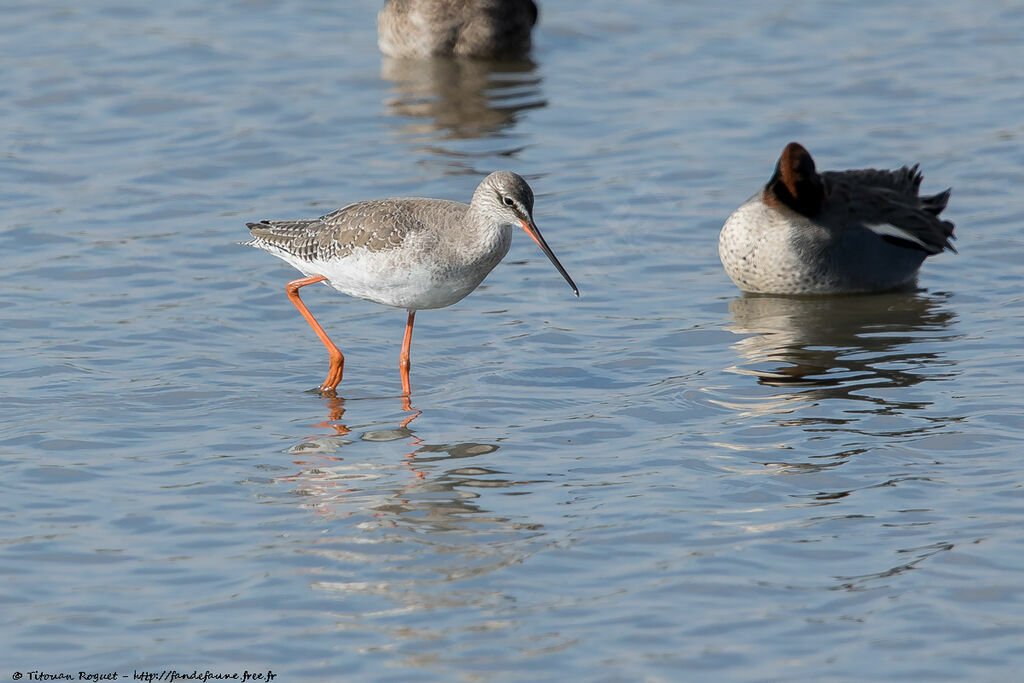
[246,198,457,262]
[824,169,955,255]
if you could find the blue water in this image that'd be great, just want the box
[3,1,1024,680]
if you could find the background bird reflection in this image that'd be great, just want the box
[380,56,546,149]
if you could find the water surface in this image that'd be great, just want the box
[3,1,1024,680]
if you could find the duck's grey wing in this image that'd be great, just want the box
[826,165,924,196]
[827,165,951,213]
[827,174,955,255]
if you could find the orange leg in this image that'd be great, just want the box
[400,310,415,396]
[286,275,344,393]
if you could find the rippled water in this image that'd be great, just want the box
[4,1,1024,679]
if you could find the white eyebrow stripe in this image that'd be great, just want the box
[865,222,929,249]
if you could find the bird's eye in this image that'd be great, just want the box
[503,196,514,207]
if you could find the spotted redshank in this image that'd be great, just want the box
[246,171,578,395]
[378,0,538,59]
[719,142,956,294]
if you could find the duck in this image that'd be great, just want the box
[719,142,956,294]
[378,0,538,59]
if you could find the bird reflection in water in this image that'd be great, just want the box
[278,395,526,533]
[714,291,961,474]
[279,395,427,505]
[380,55,546,145]
[277,394,544,619]
[722,291,958,407]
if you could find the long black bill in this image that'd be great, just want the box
[519,219,580,297]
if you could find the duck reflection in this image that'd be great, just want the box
[714,291,960,474]
[722,291,958,408]
[380,55,545,143]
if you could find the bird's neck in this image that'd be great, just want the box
[462,204,514,263]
